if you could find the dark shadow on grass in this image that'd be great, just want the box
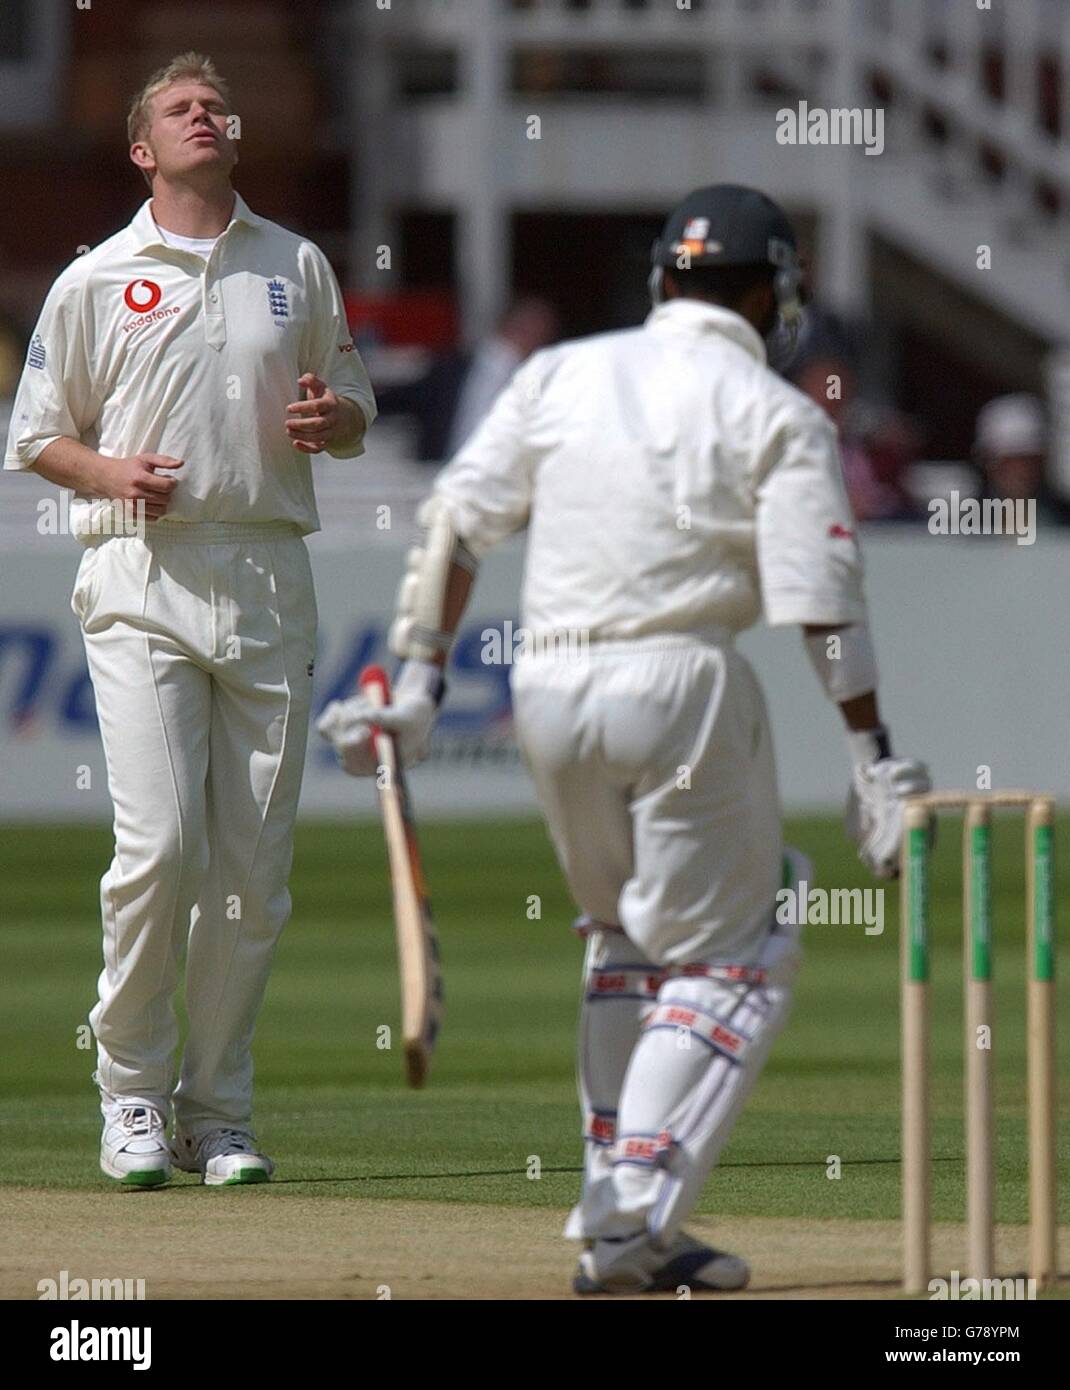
[264,1154,963,1186]
[746,1278,905,1294]
[101,1153,963,1193]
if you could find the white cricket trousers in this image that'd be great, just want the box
[511,633,783,965]
[72,519,316,1137]
[512,634,795,1247]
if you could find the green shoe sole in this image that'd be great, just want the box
[216,1168,271,1186]
[120,1169,170,1187]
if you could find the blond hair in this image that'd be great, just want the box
[127,52,232,188]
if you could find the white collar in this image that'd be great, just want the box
[129,191,263,254]
[645,297,767,364]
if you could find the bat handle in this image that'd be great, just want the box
[359,664,392,711]
[358,664,393,751]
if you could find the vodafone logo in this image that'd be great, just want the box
[123,279,162,313]
[120,278,178,335]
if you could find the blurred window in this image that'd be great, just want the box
[0,0,64,128]
[398,48,457,98]
[0,0,28,61]
[511,49,706,98]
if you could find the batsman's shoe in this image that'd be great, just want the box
[171,1128,274,1185]
[574,1231,749,1295]
[100,1105,172,1187]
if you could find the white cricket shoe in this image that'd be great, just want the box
[574,1230,749,1295]
[171,1128,274,1186]
[100,1104,172,1187]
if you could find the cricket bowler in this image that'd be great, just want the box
[317,186,928,1292]
[4,54,376,1186]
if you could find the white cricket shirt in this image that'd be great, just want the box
[434,297,867,639]
[4,193,377,536]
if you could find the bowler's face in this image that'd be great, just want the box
[139,82,237,182]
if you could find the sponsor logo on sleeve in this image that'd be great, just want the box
[27,334,46,369]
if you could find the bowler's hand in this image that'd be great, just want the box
[95,453,184,521]
[286,373,350,454]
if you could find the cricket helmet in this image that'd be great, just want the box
[649,184,803,353]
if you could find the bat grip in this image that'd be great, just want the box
[359,664,393,747]
[359,664,392,706]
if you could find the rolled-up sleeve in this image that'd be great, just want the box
[4,273,99,471]
[754,396,868,626]
[300,244,377,459]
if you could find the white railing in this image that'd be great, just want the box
[862,0,1070,210]
[378,0,1070,186]
[386,0,838,45]
[353,0,1070,333]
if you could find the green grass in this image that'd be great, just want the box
[1,815,1068,1231]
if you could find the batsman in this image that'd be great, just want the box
[319,185,929,1294]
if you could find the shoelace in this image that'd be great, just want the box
[119,1106,163,1136]
[201,1128,258,1157]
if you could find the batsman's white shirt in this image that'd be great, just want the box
[436,299,863,1247]
[3,192,377,535]
[434,298,867,962]
[3,195,376,1134]
[437,297,864,636]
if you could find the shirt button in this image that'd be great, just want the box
[208,293,218,304]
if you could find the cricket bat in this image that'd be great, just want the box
[359,665,444,1087]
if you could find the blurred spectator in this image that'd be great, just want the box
[973,393,1069,525]
[974,393,1046,501]
[374,296,560,463]
[845,401,923,522]
[794,349,919,522]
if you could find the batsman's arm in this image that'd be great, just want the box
[801,618,930,877]
[390,501,479,671]
[752,400,929,874]
[388,353,545,668]
[802,622,883,737]
[427,561,475,667]
[318,359,541,772]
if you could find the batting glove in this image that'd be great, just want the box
[316,660,444,777]
[845,729,931,878]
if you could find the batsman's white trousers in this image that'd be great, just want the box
[512,633,792,1243]
[72,519,316,1137]
[511,633,783,965]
